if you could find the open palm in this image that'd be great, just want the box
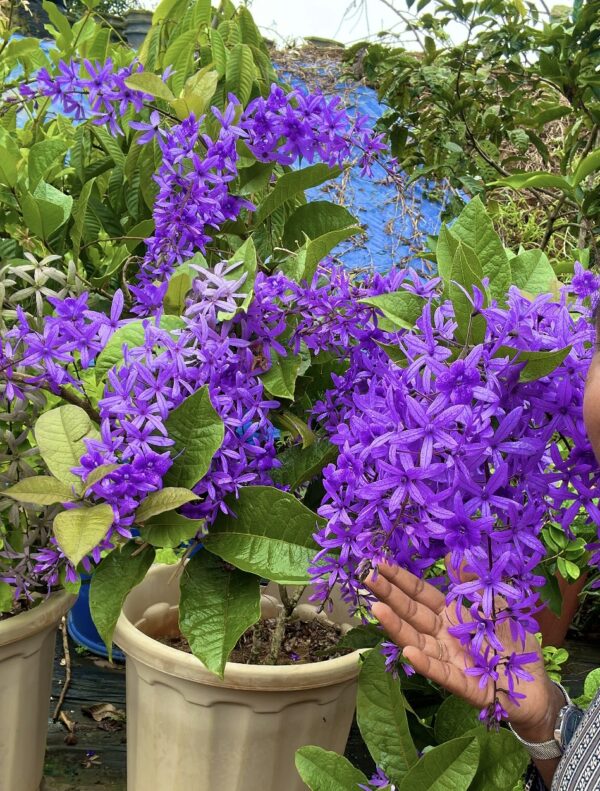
[365,562,557,732]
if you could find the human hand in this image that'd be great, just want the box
[365,562,564,739]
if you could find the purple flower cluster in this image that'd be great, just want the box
[0,258,401,589]
[310,280,599,722]
[23,58,154,135]
[25,60,390,315]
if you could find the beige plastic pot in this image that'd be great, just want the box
[0,589,74,791]
[114,564,363,791]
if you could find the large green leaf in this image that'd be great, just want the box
[435,226,460,290]
[70,179,95,261]
[397,736,479,791]
[359,290,425,332]
[451,197,511,302]
[270,438,338,491]
[282,201,359,251]
[357,647,417,784]
[464,727,528,791]
[21,181,73,240]
[261,349,303,399]
[163,30,197,96]
[255,164,342,225]
[295,747,369,791]
[125,72,176,103]
[179,551,261,677]
[571,149,600,187]
[28,139,68,190]
[449,243,486,344]
[204,485,325,583]
[225,43,255,105]
[90,543,155,661]
[493,171,574,196]
[138,511,203,547]
[433,696,480,744]
[134,487,199,523]
[53,504,114,567]
[34,405,99,486]
[4,476,77,506]
[95,316,185,381]
[163,386,225,489]
[510,249,559,295]
[494,346,571,381]
[174,69,219,119]
[303,226,362,281]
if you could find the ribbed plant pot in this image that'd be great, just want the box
[0,590,74,791]
[114,565,363,791]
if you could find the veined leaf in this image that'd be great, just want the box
[53,504,114,567]
[34,406,99,487]
[90,543,155,661]
[135,487,199,523]
[225,43,255,105]
[138,511,203,547]
[397,736,479,791]
[295,747,369,791]
[179,551,261,676]
[255,164,342,225]
[4,476,77,506]
[204,485,325,583]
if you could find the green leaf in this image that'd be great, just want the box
[270,438,338,491]
[42,0,72,42]
[34,405,99,487]
[434,696,480,744]
[261,350,302,399]
[449,244,486,345]
[255,164,342,225]
[282,201,359,251]
[85,464,120,490]
[494,346,571,382]
[0,129,19,187]
[511,249,559,295]
[135,487,199,523]
[138,511,203,547]
[376,341,408,367]
[210,28,227,77]
[163,386,225,489]
[125,72,176,103]
[163,266,193,315]
[28,139,68,190]
[238,161,275,196]
[359,290,425,332]
[176,69,219,119]
[295,746,369,791]
[70,179,95,261]
[204,485,324,584]
[571,149,600,187]
[492,171,574,197]
[21,181,73,240]
[0,581,14,613]
[584,667,600,700]
[435,226,460,291]
[53,504,114,567]
[357,647,418,783]
[303,226,362,281]
[335,624,383,651]
[219,238,257,319]
[95,316,185,381]
[152,0,188,23]
[3,476,77,506]
[225,43,255,105]
[179,551,261,677]
[464,727,528,791]
[397,737,479,791]
[90,543,155,661]
[451,197,511,302]
[163,30,197,96]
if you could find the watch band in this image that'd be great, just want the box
[508,682,575,761]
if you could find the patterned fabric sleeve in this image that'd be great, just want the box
[522,690,600,791]
[552,689,600,790]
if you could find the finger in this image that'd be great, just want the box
[365,570,442,637]
[402,645,486,707]
[376,562,446,612]
[371,602,445,659]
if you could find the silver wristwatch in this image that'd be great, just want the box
[508,682,583,761]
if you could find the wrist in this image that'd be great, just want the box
[510,681,566,744]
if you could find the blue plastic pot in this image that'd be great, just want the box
[67,574,125,662]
